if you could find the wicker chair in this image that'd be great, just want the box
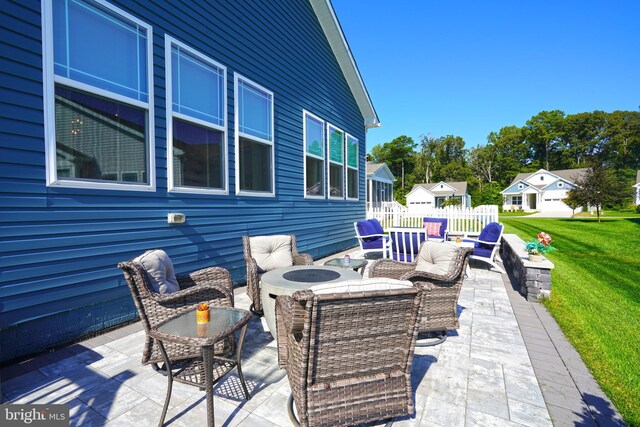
[242,234,313,316]
[276,282,423,427]
[369,242,471,346]
[118,253,235,368]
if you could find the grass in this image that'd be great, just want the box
[573,210,640,218]
[502,217,640,427]
[499,210,537,217]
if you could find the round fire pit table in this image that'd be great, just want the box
[260,265,361,339]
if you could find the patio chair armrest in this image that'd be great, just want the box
[151,267,234,306]
[463,238,501,246]
[357,233,388,240]
[151,285,220,305]
[276,296,306,335]
[181,266,233,290]
[275,296,306,368]
[245,258,259,280]
[368,258,416,280]
[401,270,458,284]
[292,253,313,265]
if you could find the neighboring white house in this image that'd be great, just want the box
[406,181,471,211]
[634,170,640,205]
[366,162,395,209]
[501,168,587,213]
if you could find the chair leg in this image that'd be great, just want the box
[416,331,448,347]
[236,323,251,401]
[156,342,173,427]
[249,303,264,317]
[151,362,168,376]
[287,394,300,427]
[490,261,506,274]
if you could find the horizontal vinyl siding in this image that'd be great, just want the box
[0,0,369,350]
[502,182,529,194]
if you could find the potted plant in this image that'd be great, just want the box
[524,232,556,262]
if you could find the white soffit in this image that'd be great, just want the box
[310,0,381,129]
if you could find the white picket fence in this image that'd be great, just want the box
[367,203,499,236]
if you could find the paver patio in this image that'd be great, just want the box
[0,250,621,426]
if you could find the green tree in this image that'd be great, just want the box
[469,182,503,207]
[570,165,625,222]
[563,189,582,218]
[422,135,470,182]
[414,134,436,184]
[562,111,608,168]
[469,144,497,189]
[441,197,462,207]
[524,110,565,170]
[603,111,640,169]
[369,135,417,190]
[487,126,531,186]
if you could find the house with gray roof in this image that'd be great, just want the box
[501,168,588,213]
[406,181,471,209]
[366,162,395,208]
[634,170,640,205]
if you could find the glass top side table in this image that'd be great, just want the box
[323,258,368,276]
[150,306,253,426]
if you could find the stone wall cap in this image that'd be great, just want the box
[503,234,555,269]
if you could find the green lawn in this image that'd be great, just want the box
[573,210,640,218]
[499,210,537,217]
[502,217,640,427]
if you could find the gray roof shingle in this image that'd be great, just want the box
[509,168,588,186]
[411,181,468,195]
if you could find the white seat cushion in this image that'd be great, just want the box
[133,249,180,294]
[310,278,413,294]
[415,241,458,276]
[250,235,294,273]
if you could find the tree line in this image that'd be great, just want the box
[369,110,640,207]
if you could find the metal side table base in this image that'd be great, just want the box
[416,330,448,347]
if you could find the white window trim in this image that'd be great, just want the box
[557,182,564,188]
[233,73,275,197]
[327,123,345,200]
[345,133,358,201]
[303,110,325,199]
[42,0,155,192]
[165,35,227,195]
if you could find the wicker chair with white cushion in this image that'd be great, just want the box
[242,234,313,315]
[369,241,471,346]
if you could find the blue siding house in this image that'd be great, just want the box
[0,0,380,362]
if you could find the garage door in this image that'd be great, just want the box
[541,199,571,212]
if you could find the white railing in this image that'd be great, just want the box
[367,204,499,236]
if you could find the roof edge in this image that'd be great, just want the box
[310,0,381,129]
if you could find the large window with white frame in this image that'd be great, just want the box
[327,124,344,199]
[42,0,154,190]
[166,36,226,193]
[234,74,274,195]
[346,133,358,199]
[304,112,325,198]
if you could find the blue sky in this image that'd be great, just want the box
[332,0,640,154]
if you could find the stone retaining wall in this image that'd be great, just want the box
[500,234,554,302]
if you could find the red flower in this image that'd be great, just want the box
[537,232,552,246]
